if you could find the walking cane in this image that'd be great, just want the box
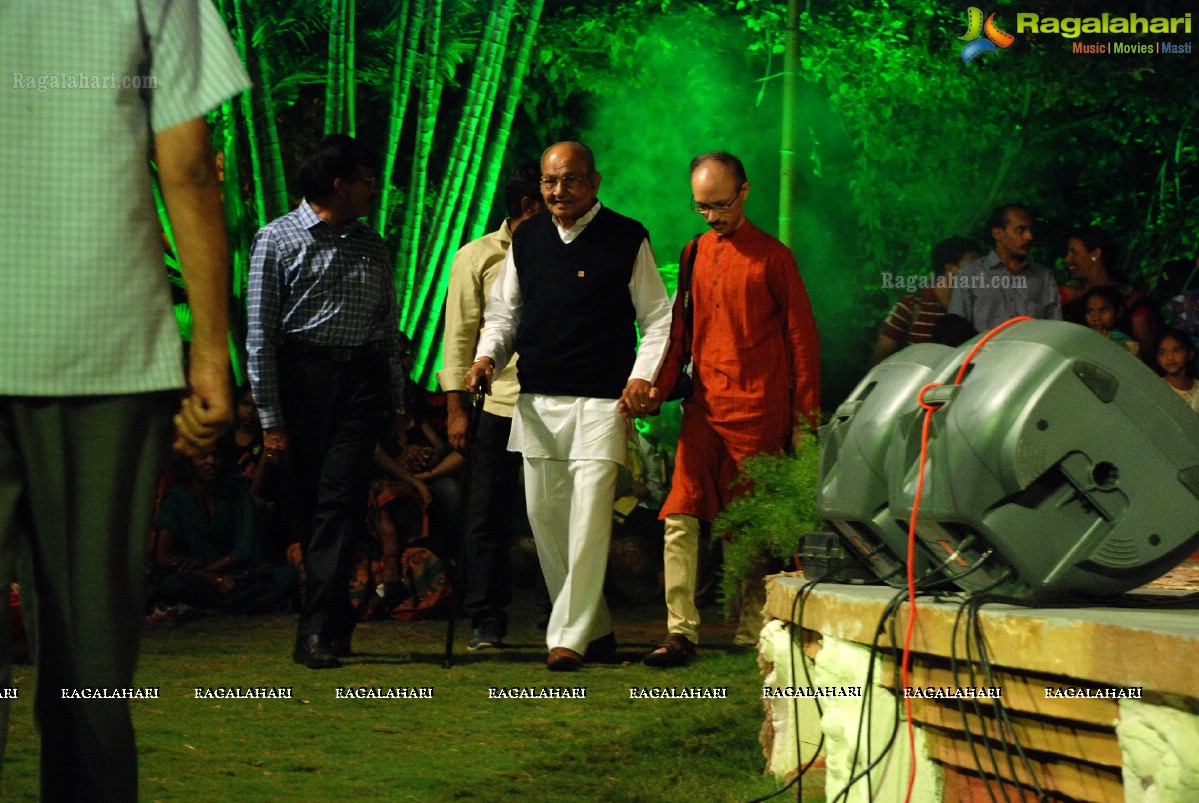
[442,385,486,669]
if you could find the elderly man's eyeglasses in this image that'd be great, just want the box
[540,174,589,190]
[690,191,742,214]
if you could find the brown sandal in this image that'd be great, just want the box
[641,633,697,668]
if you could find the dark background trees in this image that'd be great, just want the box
[175,0,1198,405]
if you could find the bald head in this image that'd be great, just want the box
[689,151,747,184]
[690,153,749,236]
[542,141,595,173]
[540,141,601,229]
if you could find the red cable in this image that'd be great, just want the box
[900,316,1031,803]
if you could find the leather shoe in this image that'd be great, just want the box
[293,635,341,669]
[329,636,352,658]
[583,631,618,663]
[642,633,697,668]
[546,647,583,672]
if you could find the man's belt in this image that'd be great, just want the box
[281,338,385,363]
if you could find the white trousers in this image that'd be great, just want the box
[524,456,617,654]
[663,512,701,642]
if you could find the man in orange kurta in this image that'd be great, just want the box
[637,152,820,666]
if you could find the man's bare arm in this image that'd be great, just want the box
[155,118,233,452]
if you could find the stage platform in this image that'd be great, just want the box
[756,567,1199,802]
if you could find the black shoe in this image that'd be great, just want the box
[293,635,341,669]
[468,621,505,651]
[642,633,697,668]
[329,636,352,658]
[583,631,618,663]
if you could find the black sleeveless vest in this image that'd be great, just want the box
[511,206,647,399]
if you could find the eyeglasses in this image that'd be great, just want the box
[357,175,378,187]
[540,174,590,190]
[690,190,743,214]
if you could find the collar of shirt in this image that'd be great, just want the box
[983,249,1035,274]
[296,199,370,236]
[553,200,603,244]
[295,200,324,230]
[497,218,515,244]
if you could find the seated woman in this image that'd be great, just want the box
[1061,227,1158,359]
[405,392,466,559]
[355,393,463,619]
[153,448,297,614]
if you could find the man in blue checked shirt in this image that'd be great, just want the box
[247,134,408,669]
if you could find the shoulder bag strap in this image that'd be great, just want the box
[678,234,702,365]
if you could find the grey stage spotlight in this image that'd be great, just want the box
[818,343,958,587]
[885,320,1199,599]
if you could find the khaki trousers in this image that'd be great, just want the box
[663,512,701,642]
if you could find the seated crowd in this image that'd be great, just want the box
[145,379,467,623]
[874,212,1199,415]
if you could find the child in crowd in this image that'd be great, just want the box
[1083,285,1139,358]
[1156,329,1199,413]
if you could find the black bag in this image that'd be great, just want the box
[665,235,702,401]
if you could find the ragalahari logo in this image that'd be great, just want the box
[958,7,1016,63]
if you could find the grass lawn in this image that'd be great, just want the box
[1,592,825,801]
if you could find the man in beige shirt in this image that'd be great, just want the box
[438,161,541,649]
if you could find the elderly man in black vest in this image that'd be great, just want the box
[465,141,672,671]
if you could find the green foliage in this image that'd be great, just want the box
[714,431,823,607]
[190,0,1199,407]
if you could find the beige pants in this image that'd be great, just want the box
[663,513,701,642]
[663,513,768,646]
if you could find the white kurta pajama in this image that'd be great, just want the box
[476,202,672,654]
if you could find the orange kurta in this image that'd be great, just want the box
[656,223,820,522]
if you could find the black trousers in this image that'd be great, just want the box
[279,350,386,642]
[462,410,522,630]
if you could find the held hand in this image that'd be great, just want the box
[463,357,494,396]
[173,356,232,455]
[619,380,660,418]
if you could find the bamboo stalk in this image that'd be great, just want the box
[375,0,424,235]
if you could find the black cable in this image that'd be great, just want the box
[745,574,820,803]
[963,593,1012,803]
[827,588,909,803]
[969,594,1049,801]
[960,571,1028,802]
[828,546,998,803]
[951,596,1001,803]
[746,554,887,803]
[970,597,1025,801]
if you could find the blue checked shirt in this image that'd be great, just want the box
[247,201,406,429]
